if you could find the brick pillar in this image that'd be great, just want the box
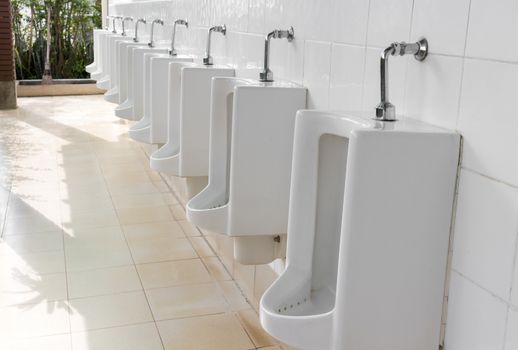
[0,0,16,109]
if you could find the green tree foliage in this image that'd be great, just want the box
[11,0,101,80]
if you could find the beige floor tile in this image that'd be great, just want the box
[146,283,228,320]
[117,206,174,225]
[178,220,200,236]
[169,204,186,221]
[236,309,277,348]
[108,181,167,196]
[71,322,163,350]
[3,213,62,235]
[61,208,119,230]
[254,265,279,301]
[127,235,197,264]
[0,301,70,340]
[157,313,254,350]
[137,259,212,290]
[68,265,142,299]
[111,193,167,210]
[122,221,185,239]
[64,227,132,271]
[189,237,215,257]
[0,271,67,307]
[2,334,72,350]
[1,231,63,254]
[217,281,251,311]
[0,249,65,275]
[202,256,232,281]
[68,291,153,332]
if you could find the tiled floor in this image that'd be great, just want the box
[0,96,283,350]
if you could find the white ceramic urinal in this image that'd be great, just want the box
[86,29,106,75]
[104,34,134,103]
[96,32,116,90]
[260,111,461,350]
[149,63,235,198]
[116,40,149,112]
[185,77,307,264]
[128,50,193,144]
[90,30,110,81]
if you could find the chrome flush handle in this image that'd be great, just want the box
[133,18,146,43]
[203,25,226,65]
[148,19,164,48]
[170,19,189,56]
[259,27,295,82]
[375,38,428,121]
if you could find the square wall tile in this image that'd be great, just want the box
[332,0,370,45]
[303,0,332,41]
[444,272,507,350]
[404,54,463,129]
[452,170,518,300]
[410,0,470,56]
[458,59,518,186]
[466,0,518,62]
[329,43,365,111]
[367,0,414,48]
[303,41,331,109]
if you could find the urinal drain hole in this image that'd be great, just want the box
[276,298,309,314]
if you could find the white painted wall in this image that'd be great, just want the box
[111,1,518,348]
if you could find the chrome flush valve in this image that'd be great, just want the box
[111,16,122,34]
[133,18,146,43]
[259,27,295,82]
[203,25,226,65]
[170,19,189,56]
[375,38,428,121]
[121,17,133,36]
[148,19,164,48]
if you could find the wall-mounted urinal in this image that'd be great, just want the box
[115,18,166,120]
[86,28,107,76]
[185,28,306,265]
[104,17,135,104]
[129,19,193,143]
[96,16,123,90]
[260,38,461,350]
[149,25,234,199]
[116,21,149,113]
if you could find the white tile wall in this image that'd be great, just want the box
[111,0,518,347]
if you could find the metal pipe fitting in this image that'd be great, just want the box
[203,25,226,65]
[111,16,122,34]
[259,27,294,82]
[133,18,147,42]
[375,38,428,121]
[121,17,133,36]
[148,19,164,48]
[170,19,189,56]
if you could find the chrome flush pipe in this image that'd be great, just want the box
[375,38,428,121]
[170,19,189,56]
[259,27,294,82]
[111,16,122,34]
[148,19,164,48]
[121,17,133,36]
[203,25,226,65]
[133,18,146,42]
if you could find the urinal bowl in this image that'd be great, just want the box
[149,64,235,200]
[116,41,149,111]
[129,53,193,144]
[186,77,307,265]
[104,35,133,104]
[260,110,461,350]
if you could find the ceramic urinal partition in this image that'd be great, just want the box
[259,111,461,350]
[104,33,134,103]
[95,31,114,90]
[185,78,307,265]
